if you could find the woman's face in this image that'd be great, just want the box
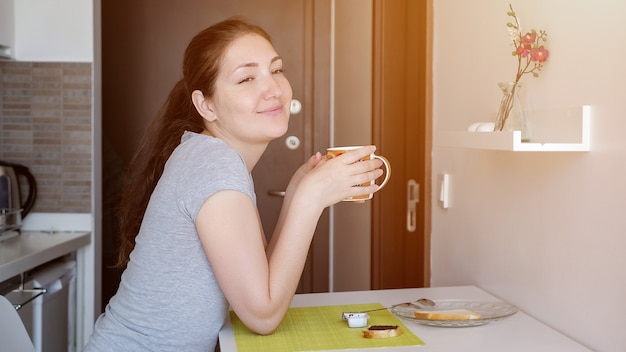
[204,33,293,146]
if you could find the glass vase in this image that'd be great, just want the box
[493,81,529,142]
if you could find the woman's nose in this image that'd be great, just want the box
[262,76,284,99]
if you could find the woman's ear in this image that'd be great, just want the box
[191,90,217,121]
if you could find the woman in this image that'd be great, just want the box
[85,18,383,351]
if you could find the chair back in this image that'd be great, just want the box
[0,294,35,352]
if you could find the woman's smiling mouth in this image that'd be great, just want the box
[258,105,284,116]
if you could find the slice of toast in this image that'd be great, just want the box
[413,309,482,320]
[362,325,403,338]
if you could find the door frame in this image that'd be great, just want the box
[297,0,332,293]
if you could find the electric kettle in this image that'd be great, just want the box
[0,160,38,218]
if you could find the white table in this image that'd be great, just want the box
[219,285,591,351]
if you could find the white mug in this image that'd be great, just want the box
[326,146,391,201]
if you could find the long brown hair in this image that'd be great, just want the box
[116,18,272,267]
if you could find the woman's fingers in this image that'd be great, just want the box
[326,153,385,201]
[300,152,323,173]
[331,145,376,164]
[297,146,386,207]
[351,167,385,186]
[346,157,383,176]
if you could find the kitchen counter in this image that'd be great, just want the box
[0,231,90,282]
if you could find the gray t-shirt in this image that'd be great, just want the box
[85,132,255,351]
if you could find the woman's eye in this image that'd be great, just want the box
[272,68,284,75]
[238,76,254,84]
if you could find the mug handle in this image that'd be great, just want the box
[372,154,391,191]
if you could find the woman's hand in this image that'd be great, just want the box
[284,152,324,195]
[295,146,384,208]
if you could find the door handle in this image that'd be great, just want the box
[268,190,286,197]
[407,179,419,232]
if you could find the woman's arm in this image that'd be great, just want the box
[271,152,324,240]
[196,190,306,334]
[195,146,383,334]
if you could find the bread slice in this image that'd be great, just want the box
[413,309,482,320]
[362,325,403,338]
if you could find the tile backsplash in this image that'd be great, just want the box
[0,62,92,213]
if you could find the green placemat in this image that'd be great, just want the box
[230,303,424,352]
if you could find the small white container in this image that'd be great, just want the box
[341,312,370,328]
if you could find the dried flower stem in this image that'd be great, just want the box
[495,4,549,131]
[494,83,519,132]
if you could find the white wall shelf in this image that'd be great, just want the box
[437,105,591,152]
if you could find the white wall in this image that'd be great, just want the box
[431,1,625,351]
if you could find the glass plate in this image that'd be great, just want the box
[391,299,518,327]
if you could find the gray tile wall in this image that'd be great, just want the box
[0,62,92,213]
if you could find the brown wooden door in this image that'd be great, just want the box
[371,0,431,289]
[101,0,331,309]
[250,1,332,293]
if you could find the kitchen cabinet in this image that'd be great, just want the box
[0,0,14,59]
[0,212,91,352]
[2,0,92,62]
[1,231,89,352]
